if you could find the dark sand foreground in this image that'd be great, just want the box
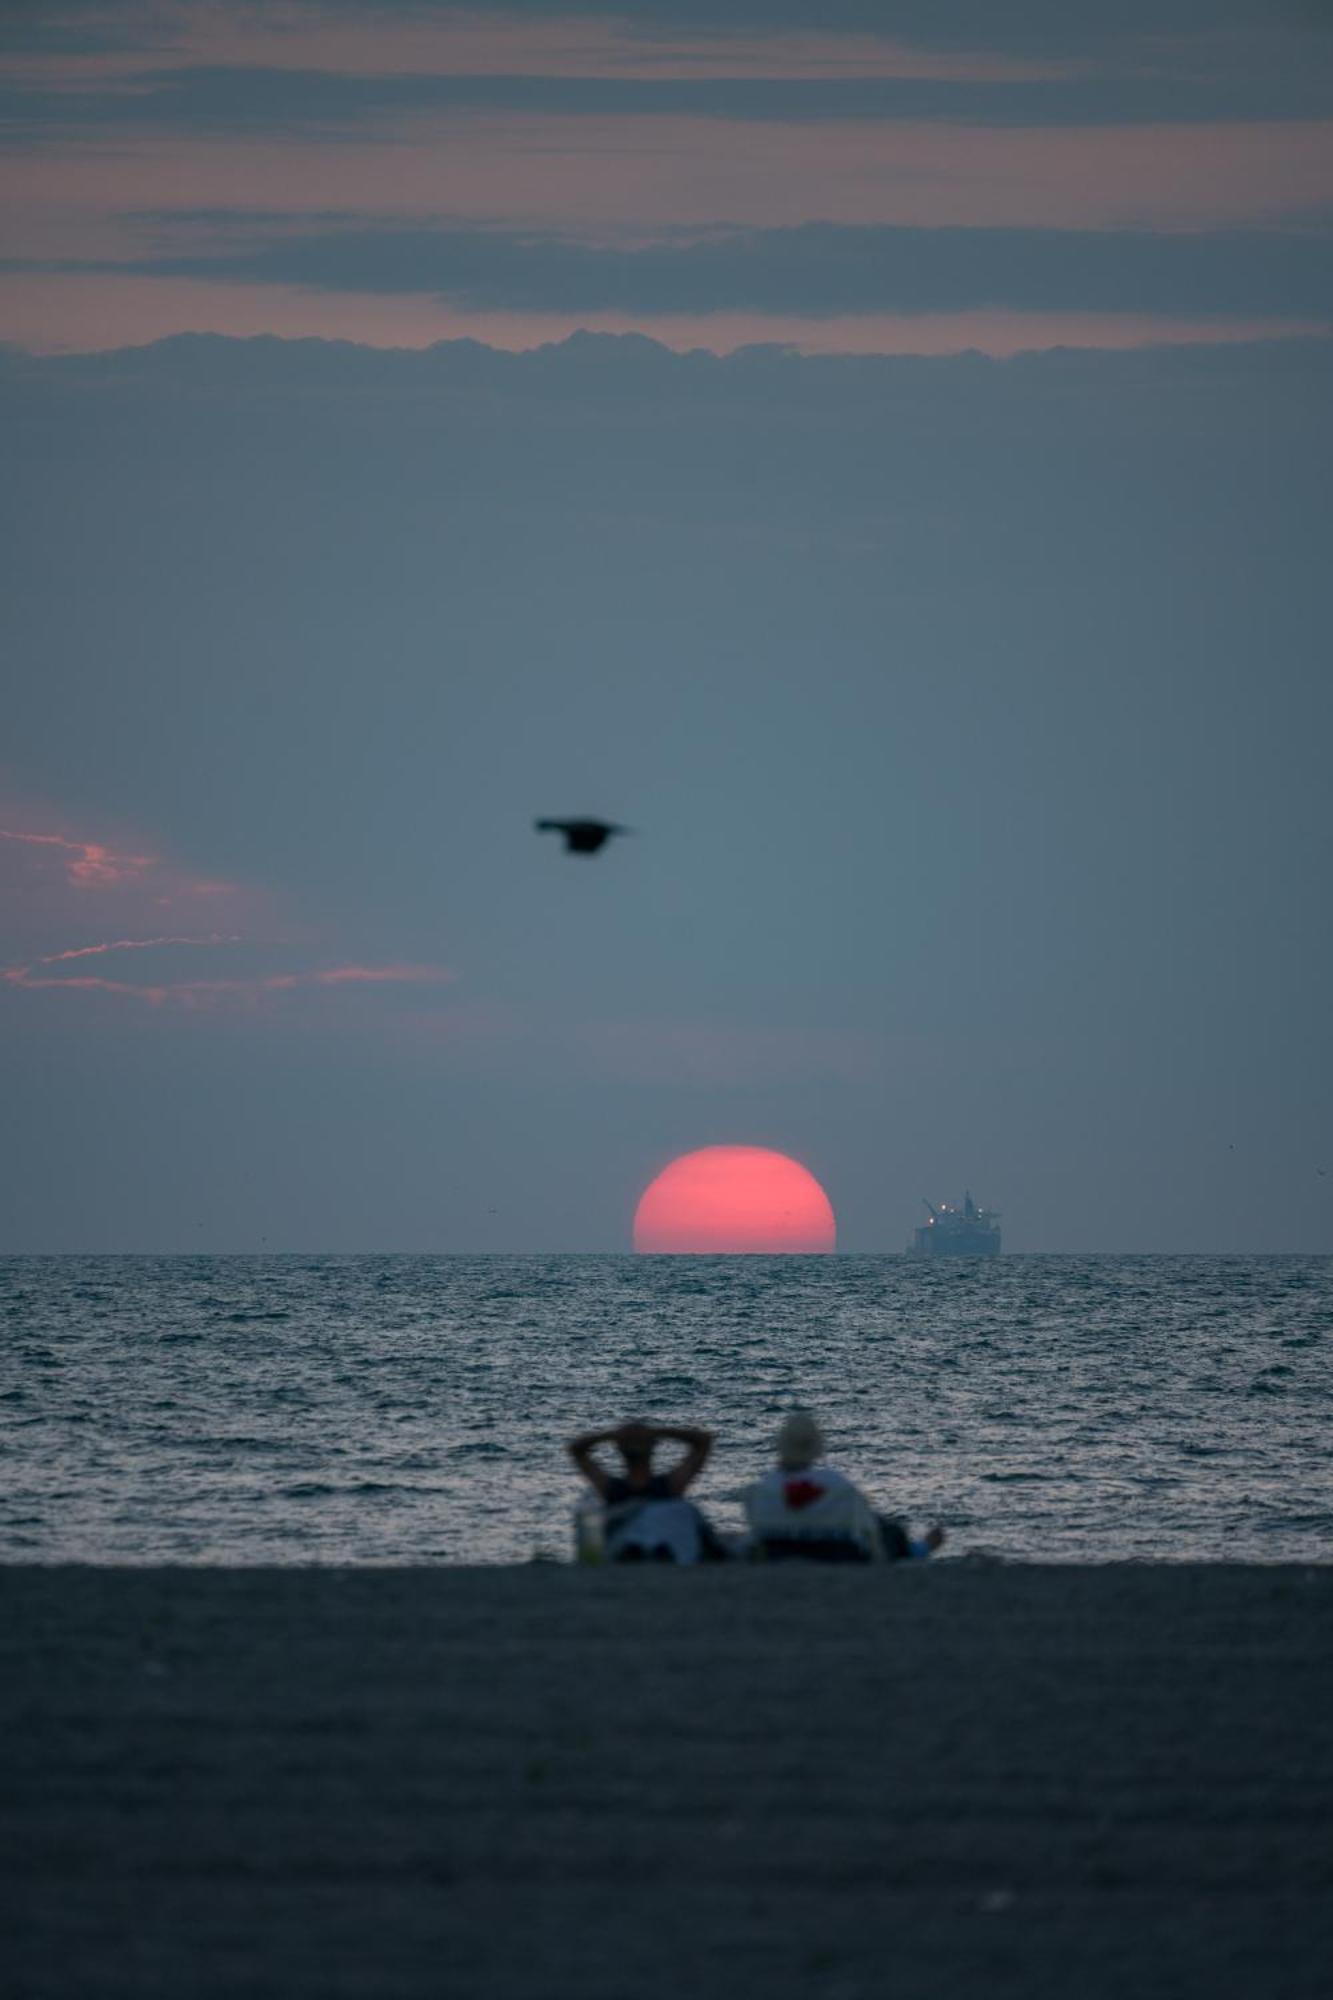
[3,1565,1331,1999]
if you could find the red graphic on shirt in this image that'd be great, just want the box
[783,1478,825,1511]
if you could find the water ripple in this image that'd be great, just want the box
[1,1253,1330,1564]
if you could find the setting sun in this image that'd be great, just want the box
[632,1145,836,1254]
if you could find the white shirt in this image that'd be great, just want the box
[743,1462,883,1558]
[605,1496,704,1564]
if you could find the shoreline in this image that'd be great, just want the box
[4,1564,1331,1998]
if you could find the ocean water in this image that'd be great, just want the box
[1,1254,1329,1565]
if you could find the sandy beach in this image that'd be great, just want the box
[3,1564,1330,1999]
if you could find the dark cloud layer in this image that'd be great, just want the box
[5,0,1330,353]
[3,0,1332,145]
[0,0,1321,56]
[25,217,1332,320]
[6,61,1333,139]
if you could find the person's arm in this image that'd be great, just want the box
[656,1423,714,1496]
[566,1429,619,1498]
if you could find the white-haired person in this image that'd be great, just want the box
[743,1409,945,1564]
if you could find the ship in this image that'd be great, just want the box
[910,1191,1001,1258]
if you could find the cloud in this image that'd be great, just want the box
[3,955,455,1007]
[0,825,153,887]
[2,3,1328,127]
[37,933,244,962]
[8,201,1330,354]
[0,0,1308,56]
[1,927,253,1005]
[5,0,1330,364]
[0,816,453,1015]
[42,215,1331,322]
[3,271,1321,361]
[0,821,247,968]
[309,962,453,985]
[7,114,1330,263]
[22,64,1323,140]
[0,819,246,928]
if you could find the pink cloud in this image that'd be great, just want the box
[3,950,454,1009]
[1,800,268,964]
[5,7,1079,88]
[311,963,454,986]
[1,929,251,1003]
[9,117,1332,243]
[0,815,262,977]
[0,811,453,1019]
[0,822,243,904]
[2,971,175,1004]
[0,826,153,888]
[5,10,1329,366]
[37,933,243,963]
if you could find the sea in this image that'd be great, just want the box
[2,1254,1329,1566]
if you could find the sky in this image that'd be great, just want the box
[2,0,1331,1252]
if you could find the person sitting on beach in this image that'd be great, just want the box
[568,1419,720,1563]
[743,1409,945,1564]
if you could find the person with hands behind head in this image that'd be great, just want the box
[567,1418,720,1561]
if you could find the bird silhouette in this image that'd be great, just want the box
[534,818,630,855]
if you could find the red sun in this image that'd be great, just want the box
[633,1145,836,1254]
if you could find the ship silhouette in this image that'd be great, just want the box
[910,1191,1001,1258]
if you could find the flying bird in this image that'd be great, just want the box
[534,818,631,855]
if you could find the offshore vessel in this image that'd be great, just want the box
[911,1191,1001,1258]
